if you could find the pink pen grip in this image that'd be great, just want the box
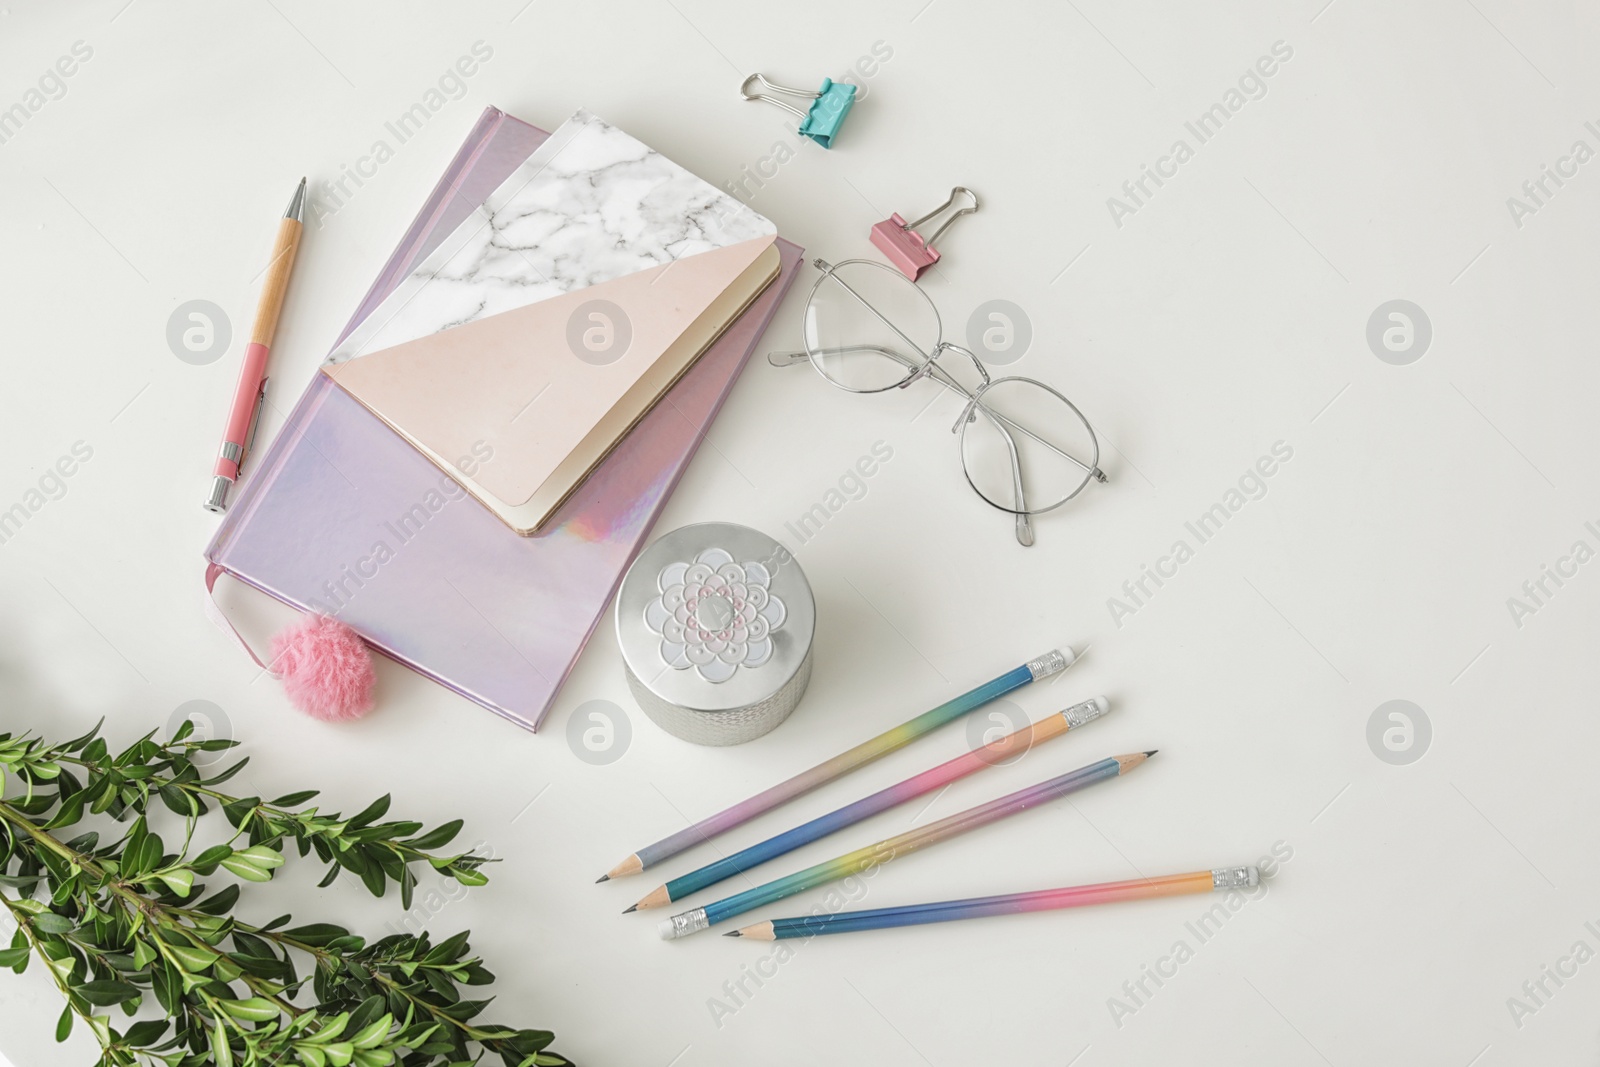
[213,341,271,480]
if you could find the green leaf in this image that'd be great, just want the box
[348,1014,393,1049]
[437,998,490,1021]
[357,862,385,898]
[403,820,462,852]
[282,924,348,949]
[32,913,74,935]
[219,855,275,883]
[344,795,391,831]
[85,1014,110,1046]
[221,997,281,1023]
[155,869,194,898]
[167,944,218,973]
[55,1003,72,1042]
[158,785,197,817]
[452,867,489,888]
[76,979,139,1006]
[123,1018,169,1045]
[193,883,241,915]
[460,961,495,986]
[151,962,180,1015]
[63,718,105,751]
[236,845,285,870]
[271,790,320,807]
[212,1019,235,1067]
[62,830,99,853]
[191,843,235,873]
[55,767,83,801]
[296,1047,328,1067]
[223,797,259,828]
[136,832,164,874]
[201,758,251,788]
[130,940,158,970]
[306,1013,350,1043]
[42,792,85,830]
[423,931,471,965]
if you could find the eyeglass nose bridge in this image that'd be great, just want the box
[920,343,992,420]
[952,390,984,433]
[899,341,976,391]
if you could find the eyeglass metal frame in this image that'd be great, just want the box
[769,257,1107,546]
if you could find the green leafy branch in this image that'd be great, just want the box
[0,721,569,1067]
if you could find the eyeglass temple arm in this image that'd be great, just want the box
[772,343,1108,483]
[989,409,1035,546]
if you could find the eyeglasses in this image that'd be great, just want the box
[769,258,1107,546]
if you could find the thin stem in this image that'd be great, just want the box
[217,920,502,1045]
[56,754,473,871]
[0,892,107,1045]
[0,798,303,1023]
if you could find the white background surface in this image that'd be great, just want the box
[3,1,1599,1064]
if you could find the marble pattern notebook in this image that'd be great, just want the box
[328,110,776,362]
[324,111,780,533]
[205,107,803,730]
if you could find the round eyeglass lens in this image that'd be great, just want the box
[803,260,943,393]
[958,377,1099,515]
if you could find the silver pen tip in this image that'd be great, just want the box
[285,177,307,222]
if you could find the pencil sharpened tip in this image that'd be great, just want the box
[285,177,307,222]
[622,904,637,914]
[1144,749,1158,757]
[595,874,610,884]
[724,931,742,937]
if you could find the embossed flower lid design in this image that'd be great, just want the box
[644,547,787,683]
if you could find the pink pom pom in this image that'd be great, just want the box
[270,614,376,721]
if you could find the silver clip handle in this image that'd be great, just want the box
[741,73,820,121]
[904,187,980,248]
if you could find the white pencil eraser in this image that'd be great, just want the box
[1059,646,1077,667]
[657,919,677,940]
[1093,694,1109,715]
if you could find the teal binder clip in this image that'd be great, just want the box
[741,73,856,149]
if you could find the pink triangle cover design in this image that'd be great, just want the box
[204,108,802,731]
[325,235,776,509]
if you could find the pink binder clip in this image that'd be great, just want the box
[870,187,979,280]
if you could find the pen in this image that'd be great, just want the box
[203,177,306,513]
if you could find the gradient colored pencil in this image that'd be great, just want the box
[657,750,1153,939]
[630,696,1111,911]
[727,866,1261,939]
[599,646,1076,880]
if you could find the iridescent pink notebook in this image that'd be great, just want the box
[205,107,802,730]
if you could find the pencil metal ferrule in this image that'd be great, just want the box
[1061,696,1109,728]
[660,908,710,940]
[1025,648,1073,681]
[1212,866,1260,890]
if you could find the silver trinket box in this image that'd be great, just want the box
[616,522,816,745]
